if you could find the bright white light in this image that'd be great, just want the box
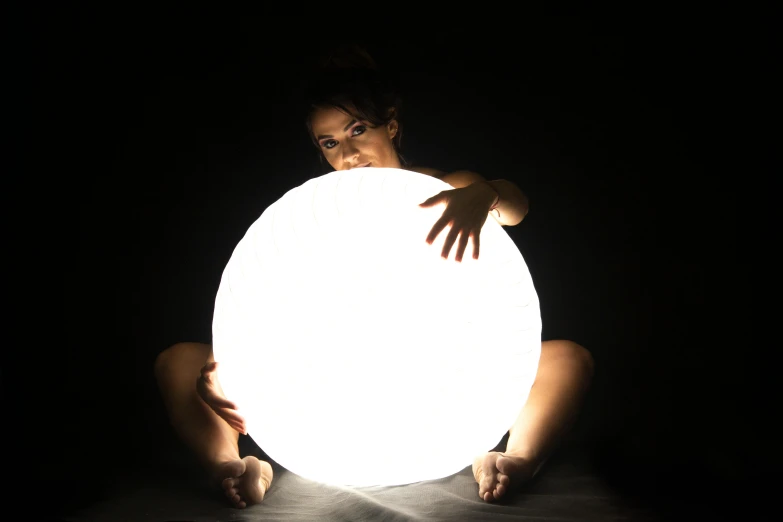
[212,168,541,487]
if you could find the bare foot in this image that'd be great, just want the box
[214,456,273,509]
[472,451,538,502]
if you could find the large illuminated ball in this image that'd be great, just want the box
[212,168,541,487]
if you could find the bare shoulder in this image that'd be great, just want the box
[408,166,448,179]
[408,166,487,189]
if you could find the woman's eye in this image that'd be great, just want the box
[352,125,367,136]
[323,140,337,150]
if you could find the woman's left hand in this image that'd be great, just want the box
[419,182,498,262]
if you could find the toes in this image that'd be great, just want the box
[480,476,495,496]
[232,493,247,509]
[478,478,491,500]
[498,473,510,487]
[481,474,498,495]
[475,453,503,502]
[496,483,506,498]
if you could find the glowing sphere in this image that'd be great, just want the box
[212,167,541,487]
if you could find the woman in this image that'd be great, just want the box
[155,47,595,508]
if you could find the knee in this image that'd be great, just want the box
[543,340,595,379]
[154,343,181,381]
[154,342,203,381]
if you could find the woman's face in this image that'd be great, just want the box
[310,106,401,171]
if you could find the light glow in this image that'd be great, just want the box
[212,168,541,487]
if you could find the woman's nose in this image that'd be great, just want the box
[342,140,360,163]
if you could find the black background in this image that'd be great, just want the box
[19,10,770,518]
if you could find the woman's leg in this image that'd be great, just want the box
[155,342,272,508]
[474,339,595,502]
[155,342,239,473]
[505,340,595,465]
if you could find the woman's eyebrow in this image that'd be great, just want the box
[316,119,358,140]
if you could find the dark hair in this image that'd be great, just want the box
[303,45,407,168]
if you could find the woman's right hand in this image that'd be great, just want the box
[196,361,247,435]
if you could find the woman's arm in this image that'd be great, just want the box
[411,167,529,226]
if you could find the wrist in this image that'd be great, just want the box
[476,180,500,210]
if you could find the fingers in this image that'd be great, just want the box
[454,230,471,262]
[196,374,240,410]
[195,362,245,433]
[419,193,444,208]
[221,409,247,434]
[441,225,461,260]
[196,362,247,434]
[209,395,239,410]
[201,361,218,379]
[428,222,481,262]
[425,216,451,245]
[208,396,246,433]
[197,380,246,432]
